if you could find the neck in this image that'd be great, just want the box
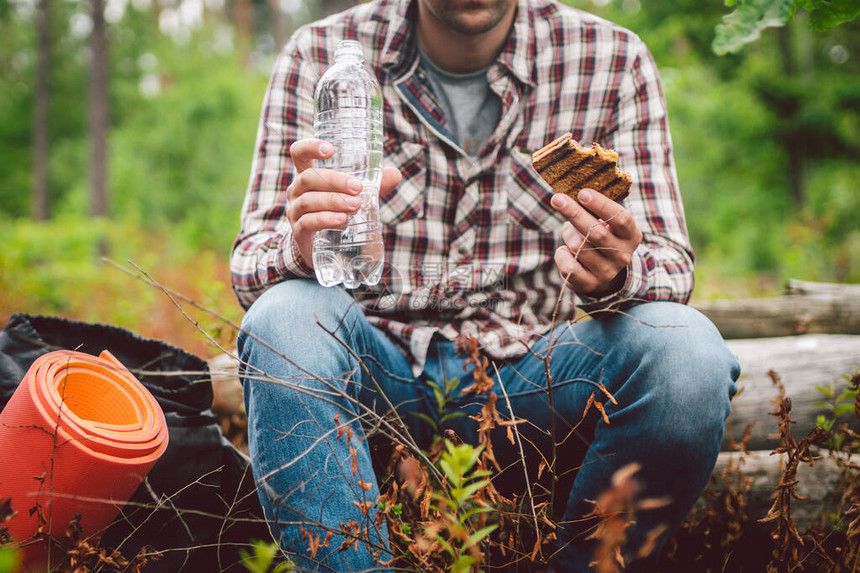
[416,3,516,73]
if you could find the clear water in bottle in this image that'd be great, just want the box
[312,39,384,288]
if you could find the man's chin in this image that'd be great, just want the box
[446,11,506,35]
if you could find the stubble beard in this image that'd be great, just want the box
[425,0,516,36]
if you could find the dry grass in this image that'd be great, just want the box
[2,264,858,572]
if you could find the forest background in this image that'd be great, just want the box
[0,0,858,358]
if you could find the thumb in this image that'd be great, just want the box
[379,167,403,199]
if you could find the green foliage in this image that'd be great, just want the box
[438,441,492,507]
[0,547,20,573]
[412,377,465,431]
[0,214,242,356]
[713,0,797,55]
[713,0,860,54]
[814,373,859,450]
[433,441,497,573]
[238,540,294,573]
[0,2,267,253]
[799,0,860,31]
[105,22,266,251]
[814,372,860,422]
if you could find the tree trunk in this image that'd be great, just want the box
[778,25,806,208]
[266,0,288,51]
[692,280,860,339]
[90,0,109,218]
[232,0,253,48]
[32,0,51,222]
[319,0,356,17]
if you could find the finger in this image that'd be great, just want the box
[380,167,403,199]
[289,190,362,223]
[289,138,334,173]
[560,223,617,278]
[561,223,588,258]
[554,246,600,294]
[575,189,638,241]
[289,168,363,202]
[552,193,612,245]
[294,211,349,237]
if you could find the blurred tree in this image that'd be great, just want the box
[321,0,355,18]
[89,0,108,217]
[32,0,51,221]
[231,0,254,47]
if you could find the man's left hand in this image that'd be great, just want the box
[551,188,642,298]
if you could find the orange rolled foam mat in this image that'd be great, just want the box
[0,349,168,568]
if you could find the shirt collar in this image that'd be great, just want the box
[381,0,536,87]
[380,0,418,73]
[498,0,537,88]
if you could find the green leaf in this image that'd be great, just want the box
[445,377,461,394]
[804,0,860,31]
[434,535,455,557]
[815,382,835,398]
[461,506,496,521]
[834,403,855,418]
[411,412,438,429]
[238,540,291,573]
[441,411,467,423]
[713,0,797,55]
[467,524,499,547]
[0,547,20,573]
[837,389,858,403]
[452,555,476,573]
[433,387,445,408]
[833,434,845,450]
[451,479,490,505]
[439,458,461,487]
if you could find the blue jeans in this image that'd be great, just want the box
[238,279,739,572]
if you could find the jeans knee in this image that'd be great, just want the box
[608,303,739,436]
[239,279,370,358]
[238,279,372,396]
[620,302,738,384]
[242,279,362,334]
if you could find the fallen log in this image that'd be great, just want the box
[693,279,860,339]
[209,351,858,534]
[210,335,860,454]
[722,334,860,452]
[705,449,857,532]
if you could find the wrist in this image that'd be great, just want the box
[587,267,629,300]
[291,239,314,275]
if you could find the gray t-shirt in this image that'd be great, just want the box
[419,50,502,158]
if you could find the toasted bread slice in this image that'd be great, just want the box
[532,133,632,203]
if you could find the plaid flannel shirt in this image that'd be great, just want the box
[231,0,694,372]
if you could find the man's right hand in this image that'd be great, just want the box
[286,138,402,267]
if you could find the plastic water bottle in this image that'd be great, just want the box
[312,39,384,289]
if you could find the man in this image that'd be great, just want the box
[231,0,740,570]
